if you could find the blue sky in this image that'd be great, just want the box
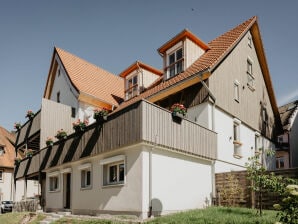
[0,0,297,131]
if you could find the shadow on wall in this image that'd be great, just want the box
[151,198,163,217]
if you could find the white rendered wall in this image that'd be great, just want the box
[0,169,13,201]
[50,62,79,117]
[186,102,212,129]
[142,147,212,217]
[214,107,275,172]
[14,179,39,201]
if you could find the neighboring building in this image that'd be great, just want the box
[276,100,298,169]
[0,126,38,202]
[14,16,281,218]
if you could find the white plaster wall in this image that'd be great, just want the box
[50,61,79,116]
[14,179,39,202]
[214,107,275,172]
[78,101,97,124]
[45,172,63,209]
[290,113,298,167]
[0,170,13,201]
[45,147,143,214]
[142,147,212,217]
[187,102,212,129]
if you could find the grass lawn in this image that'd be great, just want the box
[0,207,278,224]
[52,207,278,224]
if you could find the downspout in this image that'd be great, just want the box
[136,61,144,93]
[148,134,157,218]
[198,72,217,202]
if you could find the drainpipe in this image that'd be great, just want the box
[148,134,157,218]
[136,61,144,93]
[198,72,217,202]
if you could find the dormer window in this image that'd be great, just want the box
[125,75,138,100]
[168,48,183,78]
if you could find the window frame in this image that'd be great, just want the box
[248,35,252,48]
[234,80,240,102]
[276,157,285,169]
[125,75,139,99]
[81,169,92,189]
[48,173,60,192]
[100,155,126,187]
[167,48,184,78]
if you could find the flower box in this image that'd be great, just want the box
[170,103,187,119]
[46,137,54,146]
[93,108,109,122]
[55,129,67,140]
[26,149,34,158]
[172,111,184,119]
[14,122,21,131]
[14,158,21,166]
[72,119,89,132]
[26,110,35,119]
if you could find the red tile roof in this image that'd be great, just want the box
[55,48,124,106]
[0,126,16,168]
[114,16,257,112]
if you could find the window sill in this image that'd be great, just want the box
[49,189,60,193]
[233,154,243,159]
[247,84,255,92]
[80,186,92,191]
[233,140,242,146]
[102,183,125,188]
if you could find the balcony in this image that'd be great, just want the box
[15,100,217,180]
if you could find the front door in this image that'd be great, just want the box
[63,173,71,209]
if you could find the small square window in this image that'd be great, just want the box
[102,161,125,186]
[49,176,59,191]
[81,169,91,189]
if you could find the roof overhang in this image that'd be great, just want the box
[119,61,162,78]
[78,92,113,110]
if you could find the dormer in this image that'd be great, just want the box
[158,29,209,79]
[119,61,163,100]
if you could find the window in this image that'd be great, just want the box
[0,146,4,156]
[277,136,283,144]
[57,68,61,77]
[100,155,125,186]
[57,91,60,103]
[233,120,242,158]
[276,157,285,169]
[71,107,76,118]
[248,35,252,48]
[126,75,139,99]
[247,59,255,90]
[49,175,59,191]
[234,81,239,102]
[0,170,3,182]
[167,48,183,78]
[78,163,92,189]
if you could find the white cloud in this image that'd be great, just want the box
[278,89,298,106]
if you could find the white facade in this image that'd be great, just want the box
[44,144,213,219]
[0,169,13,201]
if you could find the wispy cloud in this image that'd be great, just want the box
[278,89,298,106]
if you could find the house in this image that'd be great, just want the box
[14,16,281,218]
[0,126,38,202]
[276,100,298,169]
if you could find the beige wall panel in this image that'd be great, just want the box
[209,31,275,138]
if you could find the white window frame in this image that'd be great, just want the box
[126,74,139,100]
[100,155,125,186]
[167,48,183,78]
[78,163,92,189]
[234,80,240,102]
[48,172,60,192]
[246,59,255,91]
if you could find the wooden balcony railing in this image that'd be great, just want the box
[15,100,217,180]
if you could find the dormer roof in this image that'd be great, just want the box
[157,29,210,55]
[119,61,163,78]
[113,16,281,130]
[44,47,124,107]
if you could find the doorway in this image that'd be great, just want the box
[63,173,71,209]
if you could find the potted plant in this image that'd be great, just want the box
[25,149,34,158]
[46,137,54,146]
[14,158,21,166]
[26,110,35,119]
[55,129,67,140]
[14,122,21,131]
[170,103,187,118]
[72,119,89,132]
[93,107,109,122]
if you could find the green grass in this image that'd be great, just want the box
[147,207,277,224]
[0,207,278,224]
